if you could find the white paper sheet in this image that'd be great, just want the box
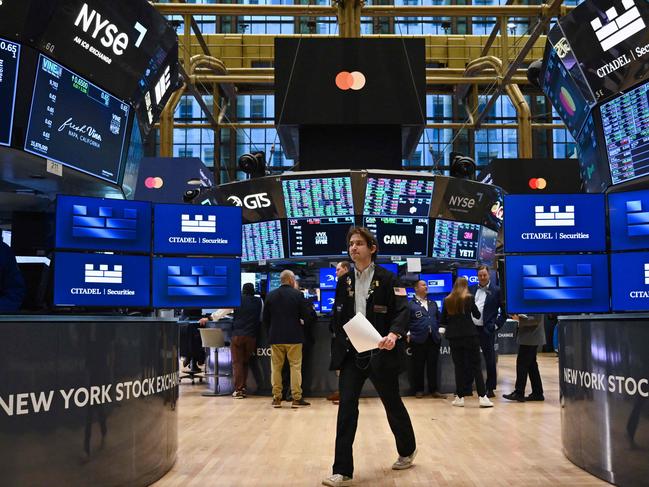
[406,257,421,273]
[343,312,383,353]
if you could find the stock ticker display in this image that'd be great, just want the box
[364,216,428,256]
[431,219,481,261]
[282,176,354,218]
[287,216,355,257]
[363,177,434,217]
[601,81,649,185]
[242,220,285,262]
[0,37,20,146]
[24,55,130,184]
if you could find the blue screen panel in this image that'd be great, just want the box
[56,195,152,253]
[609,189,649,251]
[320,268,337,289]
[406,288,416,300]
[153,204,242,255]
[456,268,478,286]
[54,252,150,307]
[504,194,606,253]
[379,263,398,275]
[419,273,452,294]
[429,293,445,311]
[302,288,320,312]
[267,272,282,293]
[505,254,609,313]
[321,290,335,313]
[152,257,241,308]
[611,252,649,311]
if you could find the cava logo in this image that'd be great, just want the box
[384,235,407,245]
[555,38,571,59]
[591,0,645,52]
[227,193,271,209]
[448,195,476,209]
[74,3,148,56]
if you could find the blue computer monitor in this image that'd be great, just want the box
[505,254,609,313]
[55,195,152,253]
[152,257,241,308]
[53,252,150,307]
[611,252,649,311]
[321,290,336,313]
[504,194,606,253]
[267,272,282,293]
[609,189,649,251]
[153,204,242,255]
[320,268,338,289]
[379,263,399,275]
[418,273,452,294]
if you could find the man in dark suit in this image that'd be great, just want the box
[408,280,446,399]
[322,227,416,487]
[469,264,506,398]
[263,269,314,409]
[0,241,25,312]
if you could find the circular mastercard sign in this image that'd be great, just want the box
[528,178,547,190]
[145,177,164,189]
[335,71,366,91]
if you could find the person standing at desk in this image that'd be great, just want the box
[323,227,416,487]
[0,241,25,312]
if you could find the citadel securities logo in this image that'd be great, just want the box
[227,193,271,209]
[84,264,123,284]
[335,71,366,91]
[555,37,572,59]
[591,0,645,51]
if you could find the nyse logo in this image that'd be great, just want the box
[74,3,148,56]
[591,0,645,51]
[384,235,407,245]
[448,195,476,209]
[227,193,271,209]
[315,232,328,245]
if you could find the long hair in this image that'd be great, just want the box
[444,277,472,315]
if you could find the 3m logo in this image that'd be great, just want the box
[72,205,137,240]
[85,264,123,284]
[534,205,575,227]
[167,265,227,297]
[181,214,216,233]
[625,200,649,236]
[522,264,593,300]
[591,0,646,51]
[644,263,649,285]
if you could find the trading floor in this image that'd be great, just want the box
[155,355,606,487]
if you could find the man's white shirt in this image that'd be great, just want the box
[472,284,488,327]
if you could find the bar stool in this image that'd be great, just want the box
[199,328,229,396]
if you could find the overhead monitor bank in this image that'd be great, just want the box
[0,37,20,146]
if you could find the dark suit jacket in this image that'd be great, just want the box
[330,265,409,372]
[408,298,441,344]
[263,284,314,344]
[440,296,481,339]
[469,282,505,333]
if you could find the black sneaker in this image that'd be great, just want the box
[525,393,545,401]
[272,398,282,408]
[486,390,496,398]
[503,391,525,402]
[292,398,311,408]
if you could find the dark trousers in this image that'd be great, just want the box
[450,336,486,398]
[333,355,416,478]
[514,344,543,395]
[477,328,497,391]
[409,335,441,394]
[231,336,256,392]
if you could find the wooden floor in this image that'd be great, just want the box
[154,354,606,487]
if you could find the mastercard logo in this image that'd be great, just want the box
[335,71,366,91]
[528,178,547,190]
[145,177,164,189]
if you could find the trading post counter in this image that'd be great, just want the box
[0,315,178,487]
[559,314,649,486]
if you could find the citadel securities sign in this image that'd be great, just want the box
[551,0,649,102]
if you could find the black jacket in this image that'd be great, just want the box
[469,282,505,332]
[440,296,481,339]
[263,284,314,345]
[330,265,409,371]
[0,242,25,312]
[232,294,262,338]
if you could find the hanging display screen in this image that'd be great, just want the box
[0,37,20,146]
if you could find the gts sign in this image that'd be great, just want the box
[227,193,271,210]
[74,3,148,56]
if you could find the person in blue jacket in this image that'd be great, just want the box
[408,280,446,399]
[0,241,26,312]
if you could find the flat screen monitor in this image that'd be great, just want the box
[287,216,355,257]
[267,272,282,293]
[431,219,481,261]
[611,252,649,311]
[0,37,20,146]
[364,216,429,256]
[55,195,151,253]
[282,175,354,219]
[505,254,609,313]
[24,55,131,184]
[363,176,434,217]
[609,188,649,250]
[418,273,452,294]
[601,81,649,186]
[153,204,242,256]
[242,220,285,262]
[320,268,338,289]
[320,290,335,313]
[152,257,241,308]
[504,194,606,253]
[456,267,479,286]
[378,263,398,275]
[478,227,498,264]
[53,251,150,307]
[302,288,320,313]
